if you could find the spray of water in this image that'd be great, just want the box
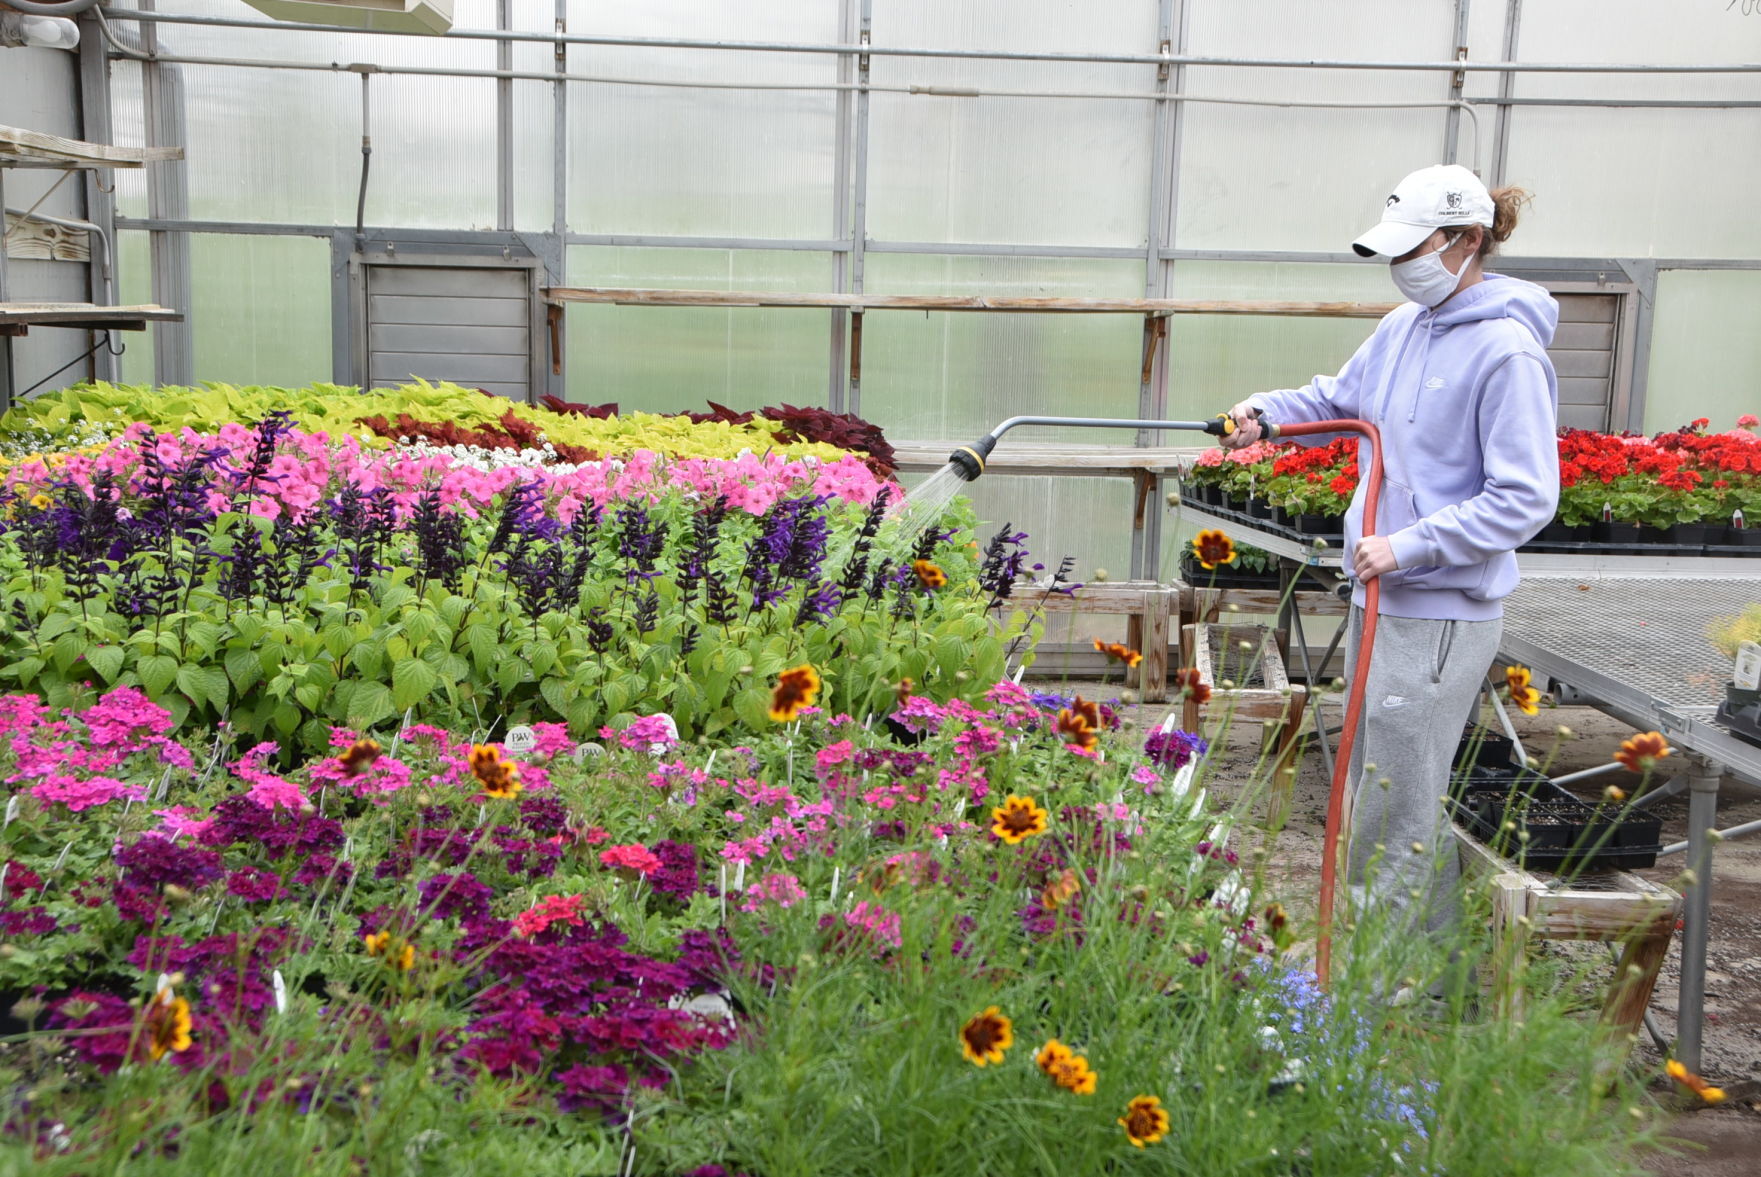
[877,461,972,560]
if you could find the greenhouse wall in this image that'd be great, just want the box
[7,0,1760,575]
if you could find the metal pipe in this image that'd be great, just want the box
[2,206,115,305]
[1675,762,1722,1071]
[1548,759,1627,787]
[94,9,1761,72]
[947,414,1221,480]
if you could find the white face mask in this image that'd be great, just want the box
[1389,233,1465,307]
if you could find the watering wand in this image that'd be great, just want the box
[948,411,1385,986]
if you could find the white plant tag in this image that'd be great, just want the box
[2,794,17,829]
[273,969,289,1014]
[1735,641,1761,691]
[504,725,537,755]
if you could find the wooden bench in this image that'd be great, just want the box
[1181,621,1308,818]
[1454,828,1680,1048]
[1009,579,1175,702]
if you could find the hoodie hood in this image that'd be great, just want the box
[1431,273,1558,348]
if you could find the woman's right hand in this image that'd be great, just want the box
[1219,401,1264,449]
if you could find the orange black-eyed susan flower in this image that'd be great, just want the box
[1035,1039,1097,1094]
[991,794,1049,845]
[363,930,417,971]
[1041,867,1081,911]
[769,664,822,722]
[144,988,192,1061]
[1173,668,1211,705]
[337,738,383,777]
[911,559,948,590]
[1191,529,1237,571]
[959,1006,1013,1067]
[1263,902,1293,951]
[1119,1094,1171,1147]
[1505,665,1541,716]
[1056,708,1098,751]
[1614,731,1671,774]
[1093,639,1143,669]
[1666,1059,1726,1104]
[469,744,523,799]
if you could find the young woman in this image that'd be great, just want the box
[1220,164,1560,943]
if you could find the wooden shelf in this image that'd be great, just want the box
[547,286,1398,318]
[0,125,182,171]
[0,303,183,335]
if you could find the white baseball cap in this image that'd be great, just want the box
[1351,164,1494,258]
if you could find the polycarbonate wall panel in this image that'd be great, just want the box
[916,473,1135,590]
[1499,1,1761,259]
[1175,1,1457,252]
[1643,270,1761,436]
[115,232,155,386]
[565,1,840,239]
[563,247,833,413]
[1165,261,1389,416]
[866,0,1158,247]
[184,236,331,387]
[859,255,1147,442]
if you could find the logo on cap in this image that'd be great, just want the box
[1444,191,1463,211]
[1386,194,1401,207]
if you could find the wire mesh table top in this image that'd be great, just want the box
[1502,577,1757,711]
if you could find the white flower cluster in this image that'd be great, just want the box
[393,437,598,474]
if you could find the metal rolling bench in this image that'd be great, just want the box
[1178,506,1760,1069]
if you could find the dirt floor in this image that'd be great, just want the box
[1065,678,1761,1175]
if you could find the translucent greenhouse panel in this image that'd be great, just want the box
[1165,261,1388,416]
[513,44,558,232]
[186,236,332,387]
[900,471,1135,594]
[115,232,154,386]
[866,0,1158,247]
[1500,107,1760,260]
[858,255,1147,442]
[563,247,833,413]
[564,0,840,239]
[1175,1,1457,251]
[1643,270,1761,436]
[108,61,148,221]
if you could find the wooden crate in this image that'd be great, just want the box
[1009,580,1175,702]
[1182,621,1308,818]
[1455,828,1680,1048]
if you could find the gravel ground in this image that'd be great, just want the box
[1050,676,1761,1174]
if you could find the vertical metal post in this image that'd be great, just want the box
[1133,0,1185,582]
[847,0,872,416]
[1620,260,1657,434]
[139,0,194,386]
[1491,0,1522,188]
[78,13,119,382]
[1676,759,1722,1072]
[0,169,11,407]
[496,0,514,233]
[550,0,568,398]
[1443,0,1471,167]
[827,0,857,411]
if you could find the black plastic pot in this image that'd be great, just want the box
[1534,519,1583,544]
[1671,523,1712,546]
[1457,780,1663,872]
[1453,725,1518,772]
[1717,684,1761,749]
[1295,512,1343,537]
[1246,496,1273,520]
[1178,551,1281,590]
[1270,505,1294,527]
[1724,526,1761,548]
[1592,520,1644,547]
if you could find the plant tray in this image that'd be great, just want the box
[1715,690,1761,748]
[1176,551,1283,591]
[1452,777,1662,872]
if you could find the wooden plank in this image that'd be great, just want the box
[1032,580,1175,616]
[0,124,182,169]
[1558,404,1611,431]
[0,302,180,328]
[370,294,528,328]
[1141,589,1171,704]
[1553,293,1619,324]
[1552,349,1614,380]
[1550,321,1615,351]
[369,323,528,356]
[547,286,1400,318]
[371,265,530,299]
[4,213,90,262]
[370,352,529,385]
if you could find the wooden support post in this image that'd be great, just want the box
[848,309,864,413]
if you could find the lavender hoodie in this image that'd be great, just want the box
[1248,274,1560,621]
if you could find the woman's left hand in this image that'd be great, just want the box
[1351,536,1399,580]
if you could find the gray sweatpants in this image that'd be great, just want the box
[1342,606,1503,938]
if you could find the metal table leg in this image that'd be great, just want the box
[1676,758,1723,1071]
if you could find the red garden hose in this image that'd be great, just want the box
[1264,418,1384,987]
